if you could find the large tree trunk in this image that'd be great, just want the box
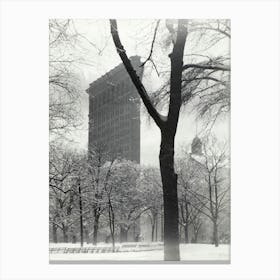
[93,210,100,245]
[159,132,180,261]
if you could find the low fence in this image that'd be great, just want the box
[49,243,163,254]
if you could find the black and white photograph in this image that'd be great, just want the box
[49,19,230,262]
[1,0,280,279]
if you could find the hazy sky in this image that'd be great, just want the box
[67,19,230,167]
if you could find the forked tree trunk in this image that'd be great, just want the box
[159,132,180,261]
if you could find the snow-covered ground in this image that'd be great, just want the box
[49,243,230,262]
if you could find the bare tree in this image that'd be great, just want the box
[87,144,113,245]
[110,20,230,260]
[49,19,108,141]
[110,18,188,261]
[176,154,205,243]
[49,146,80,243]
[49,20,83,139]
[110,160,147,243]
[187,137,230,246]
[109,18,230,260]
[49,146,92,245]
[102,159,117,251]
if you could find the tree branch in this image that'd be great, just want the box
[140,20,160,73]
[183,76,222,84]
[167,19,188,132]
[110,19,164,129]
[183,64,230,72]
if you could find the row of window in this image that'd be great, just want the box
[92,112,139,130]
[93,80,136,107]
[94,127,138,143]
[93,107,133,122]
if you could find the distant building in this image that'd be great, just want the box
[86,56,143,243]
[86,56,143,163]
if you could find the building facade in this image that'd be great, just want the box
[86,56,143,163]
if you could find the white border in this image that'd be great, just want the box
[1,0,279,279]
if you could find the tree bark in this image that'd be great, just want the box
[62,226,68,243]
[151,211,158,242]
[213,220,219,247]
[192,222,201,243]
[184,202,189,243]
[151,221,155,242]
[184,225,189,243]
[85,228,89,244]
[160,131,180,261]
[155,212,158,242]
[161,207,164,242]
[52,223,58,243]
[193,231,199,243]
[78,183,84,247]
[108,199,115,252]
[93,210,100,245]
